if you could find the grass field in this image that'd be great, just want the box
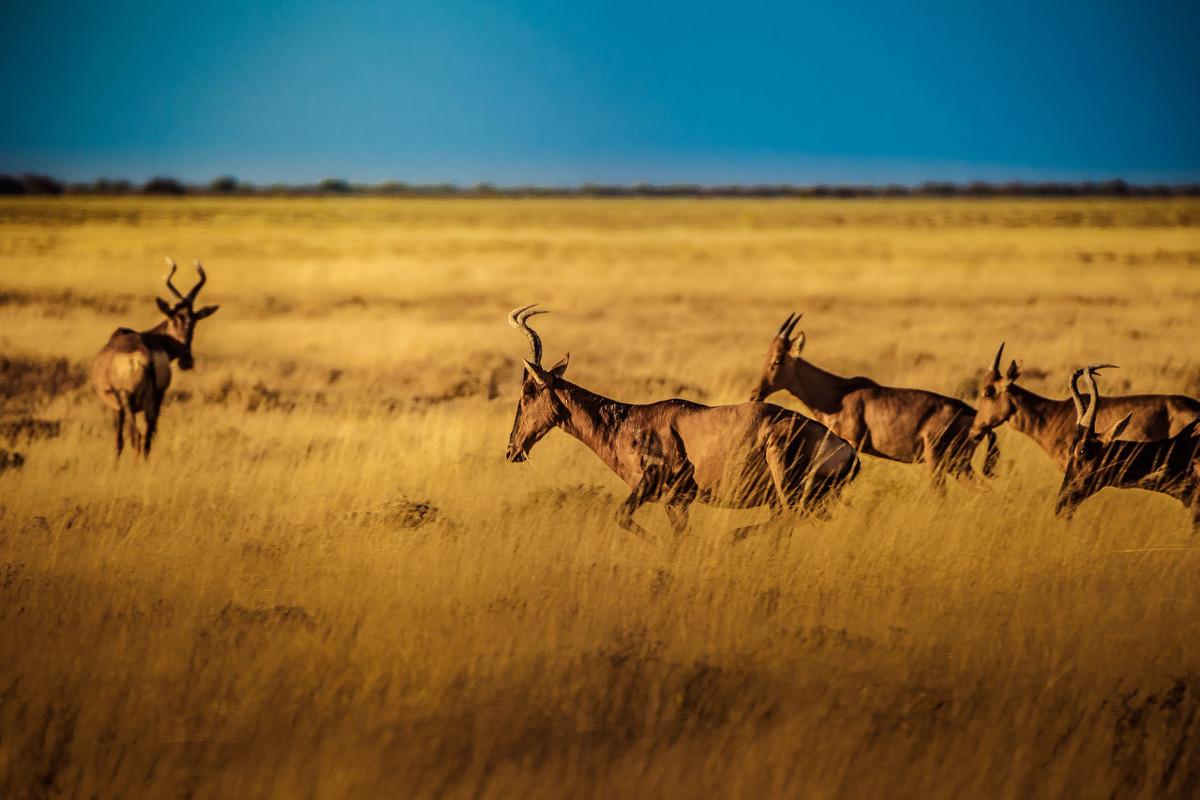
[1,196,1199,798]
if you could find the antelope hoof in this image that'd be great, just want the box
[731,525,758,543]
[616,517,649,539]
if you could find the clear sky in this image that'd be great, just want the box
[3,0,1198,185]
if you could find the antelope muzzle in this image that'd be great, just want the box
[505,442,527,463]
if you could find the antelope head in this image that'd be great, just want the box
[750,312,805,402]
[971,342,1023,436]
[1055,364,1131,517]
[505,304,569,463]
[155,258,219,370]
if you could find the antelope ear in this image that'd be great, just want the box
[1100,413,1133,444]
[548,353,569,379]
[156,297,173,315]
[790,331,806,356]
[523,359,548,387]
[194,304,220,320]
[1006,359,1021,382]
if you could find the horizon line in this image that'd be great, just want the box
[4,173,1200,199]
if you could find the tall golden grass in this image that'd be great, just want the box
[1,197,1199,798]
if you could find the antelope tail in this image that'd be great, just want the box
[982,429,1000,478]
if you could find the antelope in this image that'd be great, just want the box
[970,343,1200,471]
[90,259,219,457]
[505,305,860,538]
[750,313,998,485]
[1056,365,1200,531]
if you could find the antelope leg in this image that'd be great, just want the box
[615,498,650,538]
[114,403,125,458]
[664,504,689,534]
[948,432,978,482]
[662,457,697,535]
[981,429,1001,478]
[763,435,793,513]
[923,436,948,491]
[731,516,785,543]
[142,388,164,457]
[801,478,837,520]
[128,416,142,453]
[615,465,664,538]
[118,392,141,454]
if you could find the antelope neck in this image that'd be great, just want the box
[141,321,188,361]
[787,358,867,414]
[551,380,633,474]
[1006,384,1076,461]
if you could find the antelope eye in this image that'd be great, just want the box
[983,387,996,398]
[772,359,782,367]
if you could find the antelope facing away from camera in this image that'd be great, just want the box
[970,343,1200,471]
[1055,365,1200,532]
[90,259,219,457]
[750,313,997,486]
[505,305,860,538]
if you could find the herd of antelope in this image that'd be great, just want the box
[91,264,1200,537]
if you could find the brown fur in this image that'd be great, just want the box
[90,260,218,457]
[971,344,1200,471]
[751,313,993,486]
[1055,366,1200,532]
[506,306,860,538]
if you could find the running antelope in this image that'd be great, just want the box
[90,259,219,457]
[750,313,997,485]
[1056,365,1200,531]
[970,343,1200,471]
[505,305,860,538]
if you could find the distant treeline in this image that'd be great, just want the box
[3,173,1199,199]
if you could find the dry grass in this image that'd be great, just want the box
[1,196,1199,798]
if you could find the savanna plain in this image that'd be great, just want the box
[1,197,1199,799]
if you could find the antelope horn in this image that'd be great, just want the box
[186,260,207,303]
[1080,364,1117,433]
[508,303,548,365]
[164,257,185,301]
[780,312,802,340]
[991,342,1005,377]
[777,313,795,337]
[1068,367,1087,422]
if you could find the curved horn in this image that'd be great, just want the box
[776,313,795,337]
[1080,364,1117,433]
[991,342,1005,377]
[164,257,185,301]
[508,303,548,365]
[780,312,802,340]
[1068,367,1087,422]
[186,260,207,303]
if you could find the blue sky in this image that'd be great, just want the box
[2,1,1198,185]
